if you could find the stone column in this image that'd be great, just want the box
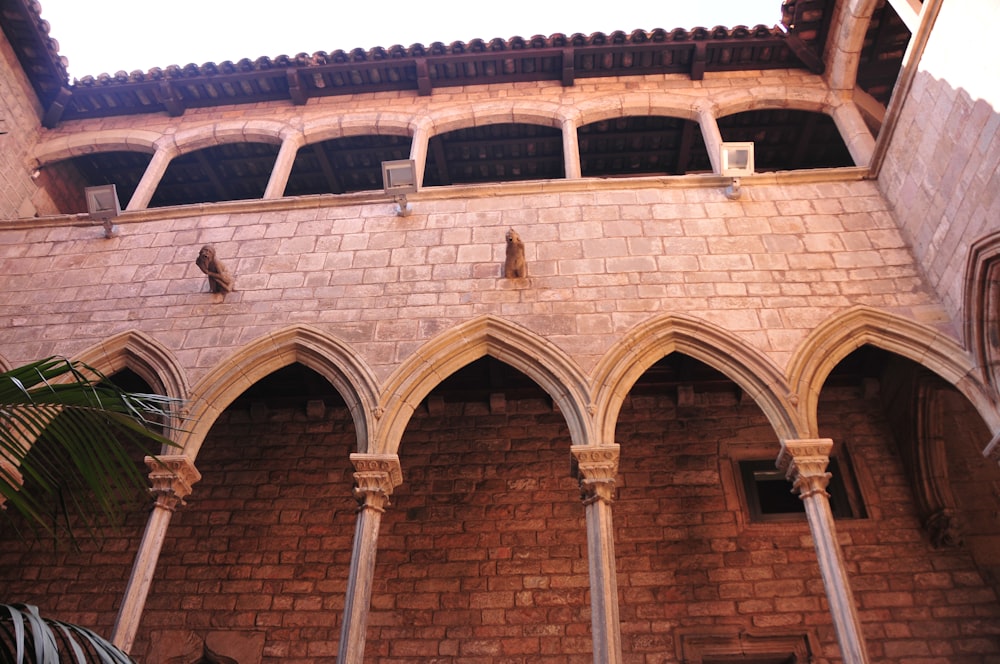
[112,455,201,653]
[831,102,875,168]
[697,107,724,174]
[337,453,403,664]
[263,135,303,199]
[571,444,623,664]
[126,147,175,211]
[777,439,870,664]
[562,118,582,179]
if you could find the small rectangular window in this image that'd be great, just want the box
[740,458,858,522]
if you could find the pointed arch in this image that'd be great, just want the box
[181,325,379,460]
[788,306,999,436]
[592,313,798,446]
[964,231,1000,393]
[70,330,189,440]
[375,316,592,454]
[72,330,188,399]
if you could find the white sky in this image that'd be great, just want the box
[38,0,783,79]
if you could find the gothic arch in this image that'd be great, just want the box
[592,313,799,446]
[32,129,160,167]
[181,325,379,460]
[72,330,189,435]
[788,306,1000,437]
[375,315,592,455]
[964,231,1000,394]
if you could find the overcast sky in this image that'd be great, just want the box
[38,0,783,79]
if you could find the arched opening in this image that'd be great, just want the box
[612,353,816,658]
[285,134,413,196]
[34,151,152,214]
[367,356,588,661]
[135,363,358,661]
[150,142,280,207]
[578,115,711,176]
[817,346,1000,605]
[0,368,158,637]
[422,123,564,187]
[717,109,854,170]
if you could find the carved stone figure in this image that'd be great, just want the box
[195,244,234,294]
[504,228,526,279]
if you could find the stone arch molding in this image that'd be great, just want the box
[181,325,379,461]
[376,315,593,455]
[788,305,1000,437]
[592,313,800,446]
[964,231,1000,396]
[32,129,160,167]
[71,330,189,436]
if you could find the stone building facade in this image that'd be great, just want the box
[1,0,999,662]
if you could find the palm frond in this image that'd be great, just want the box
[0,604,134,663]
[0,357,185,541]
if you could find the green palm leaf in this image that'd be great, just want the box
[0,357,184,540]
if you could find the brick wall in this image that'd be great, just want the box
[2,363,998,663]
[0,31,43,219]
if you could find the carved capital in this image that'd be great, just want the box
[145,455,202,511]
[571,444,620,505]
[350,453,403,512]
[777,438,833,500]
[925,508,963,548]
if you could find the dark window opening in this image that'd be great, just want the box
[717,109,854,171]
[285,134,413,196]
[579,115,711,177]
[151,142,279,207]
[740,457,861,522]
[423,122,564,187]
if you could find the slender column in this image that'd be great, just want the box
[409,125,430,189]
[338,453,403,664]
[777,439,870,664]
[263,135,303,199]
[697,107,724,174]
[831,102,875,168]
[571,444,623,664]
[112,455,201,653]
[562,118,582,179]
[126,147,175,211]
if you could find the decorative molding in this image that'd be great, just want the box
[145,455,201,511]
[571,444,619,505]
[777,438,833,500]
[350,453,403,511]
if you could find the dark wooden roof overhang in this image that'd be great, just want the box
[0,0,72,122]
[5,20,818,127]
